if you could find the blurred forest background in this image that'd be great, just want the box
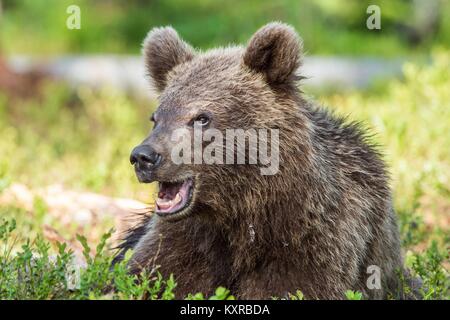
[0,0,448,299]
[1,0,450,55]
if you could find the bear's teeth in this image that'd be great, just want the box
[157,193,182,210]
[173,193,182,205]
[156,198,172,209]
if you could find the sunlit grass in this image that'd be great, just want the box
[0,84,157,201]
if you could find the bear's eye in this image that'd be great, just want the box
[193,114,210,127]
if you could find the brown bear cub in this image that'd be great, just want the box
[116,22,408,299]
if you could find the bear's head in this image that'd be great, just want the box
[130,23,305,222]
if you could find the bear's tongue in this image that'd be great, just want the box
[158,181,181,200]
[156,181,190,213]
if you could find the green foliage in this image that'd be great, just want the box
[0,219,72,299]
[287,290,305,300]
[345,290,363,300]
[208,287,235,300]
[0,219,178,299]
[171,286,236,300]
[397,174,428,248]
[407,241,449,300]
[0,219,239,300]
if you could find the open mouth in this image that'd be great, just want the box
[155,178,194,219]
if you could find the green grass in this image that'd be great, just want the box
[0,51,448,299]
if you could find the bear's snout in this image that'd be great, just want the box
[130,144,162,183]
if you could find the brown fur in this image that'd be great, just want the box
[116,22,409,299]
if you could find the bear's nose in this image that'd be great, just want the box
[130,145,162,168]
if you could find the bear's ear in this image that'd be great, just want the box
[143,26,195,92]
[243,22,302,85]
